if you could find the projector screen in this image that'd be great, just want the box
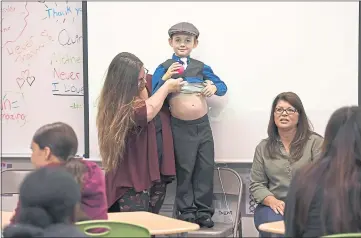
[87,2,359,162]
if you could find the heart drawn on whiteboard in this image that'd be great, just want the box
[26,76,35,86]
[21,69,30,79]
[16,77,25,89]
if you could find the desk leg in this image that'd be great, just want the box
[159,232,188,238]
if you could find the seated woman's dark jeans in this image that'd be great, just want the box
[254,204,284,238]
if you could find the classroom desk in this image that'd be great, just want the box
[258,221,285,235]
[108,211,199,235]
[1,211,13,228]
[1,211,199,235]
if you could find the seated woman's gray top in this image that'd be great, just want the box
[249,133,324,203]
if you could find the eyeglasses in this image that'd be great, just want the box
[138,68,148,81]
[138,68,148,88]
[274,107,297,115]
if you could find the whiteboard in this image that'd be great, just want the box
[86,2,359,163]
[1,1,85,157]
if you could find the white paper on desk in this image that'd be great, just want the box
[213,194,233,223]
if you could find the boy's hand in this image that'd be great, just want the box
[201,80,217,97]
[162,62,182,81]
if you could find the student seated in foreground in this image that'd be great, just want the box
[285,106,361,237]
[3,167,88,237]
[10,122,107,223]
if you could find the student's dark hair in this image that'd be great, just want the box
[293,106,361,234]
[3,167,83,238]
[32,122,87,186]
[266,92,314,161]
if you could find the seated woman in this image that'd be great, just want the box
[96,52,183,213]
[4,167,87,237]
[10,122,107,223]
[285,106,361,237]
[249,92,323,237]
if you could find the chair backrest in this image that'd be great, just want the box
[1,169,33,194]
[76,220,151,237]
[323,233,361,238]
[213,167,243,237]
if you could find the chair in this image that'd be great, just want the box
[323,233,361,238]
[173,167,243,237]
[1,169,33,195]
[76,220,151,237]
[1,169,33,211]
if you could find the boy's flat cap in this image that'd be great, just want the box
[168,22,199,38]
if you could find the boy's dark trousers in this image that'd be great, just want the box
[171,114,215,220]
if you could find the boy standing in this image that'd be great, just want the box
[152,22,227,228]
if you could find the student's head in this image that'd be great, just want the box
[97,52,147,172]
[168,22,199,57]
[322,106,361,159]
[31,122,87,185]
[31,122,78,168]
[266,92,313,160]
[294,106,361,234]
[3,167,82,237]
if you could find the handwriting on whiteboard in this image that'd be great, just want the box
[58,28,82,46]
[52,82,84,96]
[70,102,83,109]
[40,2,82,24]
[45,6,82,18]
[52,68,83,96]
[1,2,30,48]
[15,69,36,89]
[1,92,27,127]
[51,53,82,65]
[6,30,54,63]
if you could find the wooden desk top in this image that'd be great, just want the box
[1,211,13,228]
[1,211,199,235]
[108,211,199,235]
[258,221,285,235]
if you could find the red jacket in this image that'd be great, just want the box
[10,160,108,223]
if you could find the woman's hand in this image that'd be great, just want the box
[263,196,285,215]
[165,78,185,93]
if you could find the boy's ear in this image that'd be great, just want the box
[193,39,199,48]
[168,38,173,47]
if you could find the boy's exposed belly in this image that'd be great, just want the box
[169,93,208,121]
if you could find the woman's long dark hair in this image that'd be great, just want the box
[32,122,88,186]
[266,92,313,161]
[293,106,361,234]
[96,52,144,172]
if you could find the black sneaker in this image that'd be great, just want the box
[178,216,196,223]
[184,217,196,223]
[196,216,214,228]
